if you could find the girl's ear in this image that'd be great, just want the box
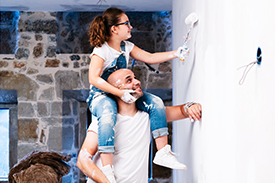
[110,25,117,35]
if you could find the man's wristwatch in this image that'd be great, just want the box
[184,102,195,114]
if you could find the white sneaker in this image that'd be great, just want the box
[153,145,187,170]
[101,165,117,183]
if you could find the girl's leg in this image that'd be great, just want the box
[136,92,187,170]
[89,93,117,167]
[155,135,168,150]
[136,92,168,145]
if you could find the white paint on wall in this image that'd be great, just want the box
[172,0,275,182]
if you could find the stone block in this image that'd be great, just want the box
[27,68,39,75]
[36,74,54,84]
[0,90,17,104]
[48,35,56,42]
[81,61,88,67]
[70,55,80,61]
[37,102,49,117]
[83,55,91,64]
[0,71,39,101]
[33,43,43,58]
[51,101,63,116]
[18,118,38,140]
[20,19,57,34]
[79,107,88,145]
[18,102,35,117]
[62,100,71,116]
[18,38,31,47]
[0,61,8,68]
[15,48,30,59]
[35,34,43,41]
[21,34,31,40]
[55,70,81,99]
[39,87,54,100]
[148,73,172,89]
[46,45,56,57]
[45,59,60,67]
[62,118,75,125]
[73,62,79,68]
[63,90,89,102]
[72,100,78,116]
[81,68,89,89]
[158,61,172,73]
[14,61,26,68]
[48,126,63,151]
[41,117,62,126]
[62,62,69,68]
[17,143,47,160]
[62,126,73,150]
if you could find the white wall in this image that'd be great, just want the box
[172,0,275,182]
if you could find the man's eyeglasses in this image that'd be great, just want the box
[114,21,131,28]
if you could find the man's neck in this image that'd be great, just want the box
[117,100,138,117]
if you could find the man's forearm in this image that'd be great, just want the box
[165,103,202,122]
[77,149,110,183]
[165,104,188,122]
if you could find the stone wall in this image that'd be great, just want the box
[0,10,173,182]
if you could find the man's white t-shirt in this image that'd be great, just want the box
[90,41,135,88]
[87,111,151,183]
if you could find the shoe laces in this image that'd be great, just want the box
[164,145,179,156]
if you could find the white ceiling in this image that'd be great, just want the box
[0,0,172,12]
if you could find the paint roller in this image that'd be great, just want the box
[179,12,199,61]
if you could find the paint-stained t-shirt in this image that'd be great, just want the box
[87,111,151,183]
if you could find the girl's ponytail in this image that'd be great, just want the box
[88,7,125,47]
[88,15,108,47]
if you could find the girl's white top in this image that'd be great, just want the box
[89,41,135,89]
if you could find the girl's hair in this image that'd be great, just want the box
[89,7,125,47]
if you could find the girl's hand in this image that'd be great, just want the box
[174,46,190,58]
[121,90,137,103]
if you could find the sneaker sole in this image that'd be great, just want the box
[153,159,187,170]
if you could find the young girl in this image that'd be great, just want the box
[86,7,187,182]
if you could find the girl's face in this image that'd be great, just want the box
[114,13,133,40]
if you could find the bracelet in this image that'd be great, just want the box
[180,104,185,116]
[183,102,195,114]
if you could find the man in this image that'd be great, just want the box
[77,69,202,183]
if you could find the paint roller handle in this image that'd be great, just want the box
[179,39,190,61]
[145,63,159,74]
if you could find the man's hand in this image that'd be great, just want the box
[187,103,202,122]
